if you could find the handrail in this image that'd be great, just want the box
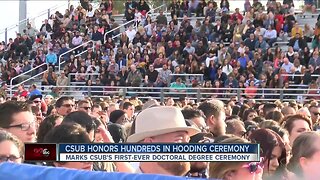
[103,4,166,43]
[59,4,167,72]
[23,86,316,92]
[281,74,320,77]
[9,86,320,102]
[10,68,49,96]
[9,63,48,97]
[58,40,94,72]
[103,19,136,43]
[0,2,70,43]
[67,72,100,83]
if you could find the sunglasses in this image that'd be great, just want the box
[312,112,320,116]
[62,104,75,108]
[81,107,92,110]
[242,158,264,174]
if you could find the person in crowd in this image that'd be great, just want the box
[62,111,96,142]
[225,119,246,137]
[0,101,36,143]
[127,106,200,175]
[0,130,24,164]
[186,132,214,178]
[243,109,258,121]
[287,131,320,180]
[281,106,296,117]
[109,109,128,125]
[283,114,312,146]
[107,123,127,143]
[249,128,288,179]
[55,97,75,117]
[122,102,135,121]
[309,105,320,126]
[209,136,263,180]
[13,84,28,99]
[37,115,63,143]
[43,123,94,170]
[198,100,226,137]
[77,99,92,115]
[28,84,41,97]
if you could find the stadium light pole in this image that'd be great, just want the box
[19,0,27,33]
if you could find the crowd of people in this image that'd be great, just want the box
[1,0,320,179]
[1,93,320,179]
[0,0,319,100]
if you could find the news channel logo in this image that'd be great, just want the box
[33,148,50,157]
[25,144,57,161]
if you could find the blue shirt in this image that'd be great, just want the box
[46,53,57,64]
[29,89,41,97]
[238,57,247,68]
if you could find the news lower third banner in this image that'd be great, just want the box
[25,143,260,162]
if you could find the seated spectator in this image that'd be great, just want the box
[291,21,303,37]
[170,78,186,93]
[309,50,320,69]
[156,10,167,26]
[264,25,277,46]
[45,48,57,67]
[304,24,314,42]
[13,84,28,99]
[245,81,258,98]
[42,66,57,86]
[244,34,257,51]
[281,57,294,73]
[126,64,142,87]
[255,35,269,52]
[245,73,260,87]
[156,64,172,87]
[144,64,158,87]
[289,33,307,52]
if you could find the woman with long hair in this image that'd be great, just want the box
[249,128,288,180]
[209,136,263,180]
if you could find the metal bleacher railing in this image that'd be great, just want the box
[0,1,73,44]
[10,85,320,103]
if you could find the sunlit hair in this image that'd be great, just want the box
[209,137,249,179]
[259,120,279,129]
[282,114,312,134]
[0,129,24,158]
[287,132,320,177]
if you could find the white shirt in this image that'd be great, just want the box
[205,56,217,67]
[72,36,83,46]
[87,10,94,18]
[264,29,277,39]
[126,29,137,42]
[238,46,245,54]
[135,12,142,22]
[222,65,233,75]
